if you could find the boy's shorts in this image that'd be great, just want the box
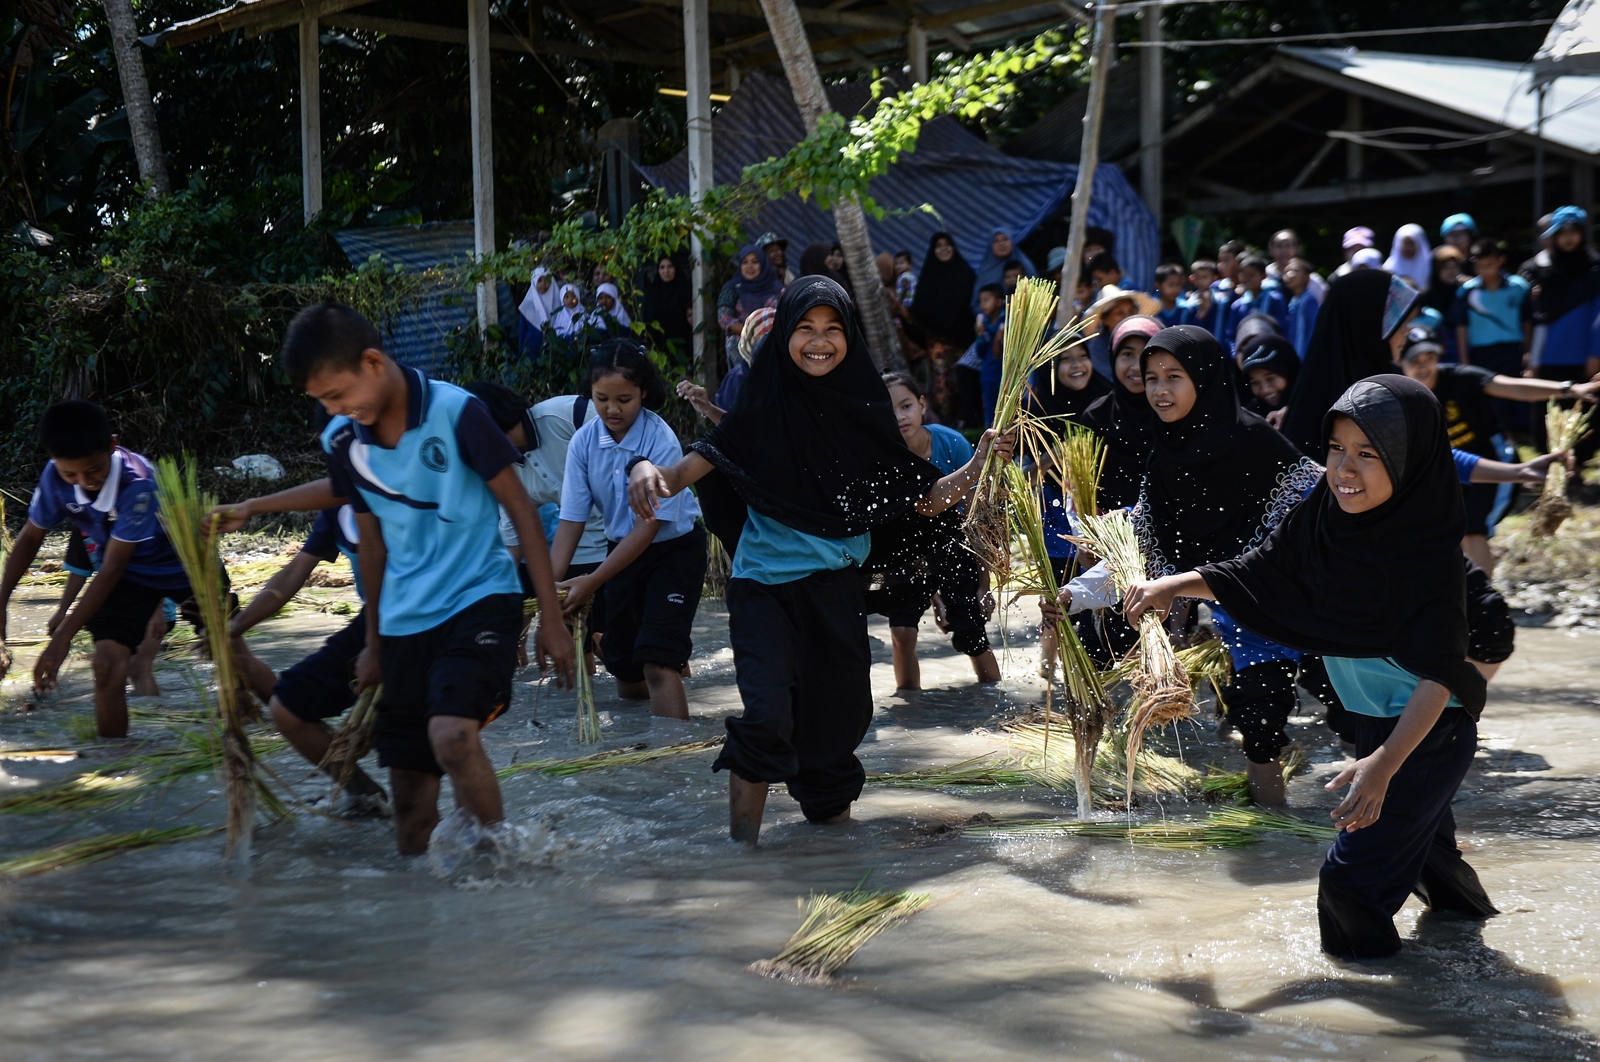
[373,593,522,776]
[85,576,193,650]
[272,612,366,722]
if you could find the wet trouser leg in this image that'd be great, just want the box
[1317,708,1492,959]
[1221,659,1298,764]
[714,567,873,822]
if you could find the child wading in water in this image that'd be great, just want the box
[871,371,999,689]
[551,340,706,719]
[627,277,1013,844]
[1126,375,1495,959]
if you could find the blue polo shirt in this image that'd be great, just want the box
[321,367,522,636]
[1456,274,1530,349]
[1222,287,1289,352]
[560,408,701,543]
[302,505,364,601]
[27,447,190,593]
[925,423,973,476]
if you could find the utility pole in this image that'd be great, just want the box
[1058,2,1116,326]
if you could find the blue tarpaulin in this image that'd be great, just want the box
[641,73,1159,294]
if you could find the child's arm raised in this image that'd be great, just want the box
[33,537,137,693]
[628,452,715,523]
[206,478,345,535]
[914,428,1017,517]
[486,465,576,689]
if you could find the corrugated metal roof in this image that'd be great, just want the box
[642,72,1159,292]
[1284,47,1600,156]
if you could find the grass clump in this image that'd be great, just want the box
[0,825,218,880]
[497,737,724,779]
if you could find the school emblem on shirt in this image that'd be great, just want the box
[420,437,449,472]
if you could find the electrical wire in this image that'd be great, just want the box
[1120,18,1555,48]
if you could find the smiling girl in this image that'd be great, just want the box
[1123,375,1495,960]
[1079,316,1163,510]
[551,341,705,720]
[627,278,1013,844]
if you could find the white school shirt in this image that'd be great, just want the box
[561,409,702,543]
[499,396,608,566]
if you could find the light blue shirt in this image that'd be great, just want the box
[1324,656,1465,718]
[926,423,974,476]
[1457,273,1530,349]
[561,409,701,543]
[731,509,871,585]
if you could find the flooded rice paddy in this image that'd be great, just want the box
[1,569,1598,1061]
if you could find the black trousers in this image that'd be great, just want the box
[1318,708,1496,960]
[1222,659,1298,764]
[714,567,873,822]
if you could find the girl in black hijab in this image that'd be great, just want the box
[910,231,979,349]
[1239,334,1301,416]
[1280,270,1418,456]
[1079,315,1162,510]
[642,252,694,365]
[625,276,1013,844]
[1124,375,1495,960]
[799,240,853,298]
[1053,326,1322,803]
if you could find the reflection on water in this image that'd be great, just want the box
[0,589,1597,1061]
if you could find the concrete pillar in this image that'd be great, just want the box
[685,0,717,390]
[909,20,928,84]
[1137,6,1161,221]
[467,0,497,330]
[299,16,322,225]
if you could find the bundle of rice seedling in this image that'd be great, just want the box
[963,277,1088,575]
[154,456,257,863]
[1003,462,1114,818]
[572,612,601,743]
[318,684,380,794]
[1068,510,1191,803]
[0,825,219,880]
[1001,720,1203,803]
[748,883,932,984]
[1530,400,1595,536]
[1198,748,1303,806]
[1050,422,1107,523]
[866,755,1035,789]
[1176,637,1233,705]
[497,737,724,779]
[963,806,1336,848]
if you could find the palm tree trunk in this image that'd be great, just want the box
[103,0,170,197]
[755,0,905,370]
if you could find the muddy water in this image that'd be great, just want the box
[1,579,1597,1061]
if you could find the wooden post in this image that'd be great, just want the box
[909,20,928,84]
[1574,160,1594,218]
[1138,4,1161,221]
[467,0,498,331]
[685,0,718,393]
[1057,2,1115,327]
[299,16,323,225]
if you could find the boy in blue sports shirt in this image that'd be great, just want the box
[280,302,576,855]
[0,401,199,738]
[1222,254,1289,354]
[1452,239,1533,429]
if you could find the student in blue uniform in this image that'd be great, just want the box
[279,302,575,856]
[872,371,1000,689]
[550,340,706,720]
[626,277,1014,845]
[0,401,201,738]
[51,528,174,698]
[1125,375,1496,959]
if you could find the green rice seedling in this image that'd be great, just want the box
[1531,399,1595,536]
[866,755,1035,789]
[1069,510,1192,804]
[748,883,933,984]
[0,825,219,880]
[1050,421,1107,523]
[572,612,601,743]
[1004,463,1114,817]
[963,806,1336,848]
[497,737,725,779]
[155,457,257,863]
[1001,720,1202,804]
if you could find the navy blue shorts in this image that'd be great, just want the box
[272,612,365,722]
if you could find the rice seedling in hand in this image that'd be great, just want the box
[154,456,257,863]
[318,684,380,794]
[497,737,724,779]
[1176,637,1233,704]
[1003,462,1114,818]
[1050,422,1106,524]
[572,612,601,743]
[749,883,933,984]
[1068,510,1192,804]
[1531,400,1594,536]
[0,825,218,880]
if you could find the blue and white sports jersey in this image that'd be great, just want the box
[321,367,522,636]
[28,447,189,593]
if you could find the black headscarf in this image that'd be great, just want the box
[1025,349,1112,424]
[1079,315,1162,510]
[1239,334,1301,415]
[642,254,693,345]
[798,241,853,299]
[1137,326,1313,574]
[691,276,942,548]
[1280,269,1409,456]
[1534,231,1600,327]
[1198,375,1485,718]
[910,231,979,347]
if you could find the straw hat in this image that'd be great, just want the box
[1085,284,1160,320]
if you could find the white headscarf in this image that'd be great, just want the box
[518,266,563,328]
[551,283,590,337]
[594,282,631,328]
[1383,224,1432,289]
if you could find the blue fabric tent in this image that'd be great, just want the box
[642,73,1158,294]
